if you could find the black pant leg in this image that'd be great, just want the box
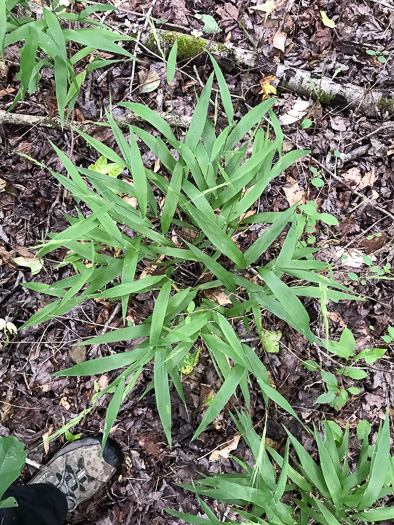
[0,484,68,525]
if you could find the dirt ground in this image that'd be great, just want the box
[0,1,393,523]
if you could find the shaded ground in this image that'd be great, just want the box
[0,0,393,523]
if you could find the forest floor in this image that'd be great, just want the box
[0,1,393,524]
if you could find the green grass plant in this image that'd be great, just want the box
[167,412,394,524]
[1,0,135,125]
[20,57,358,449]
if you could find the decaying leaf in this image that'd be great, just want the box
[139,69,160,93]
[280,99,310,125]
[249,0,276,21]
[70,344,87,365]
[43,425,54,454]
[273,30,287,52]
[258,73,277,101]
[179,348,200,375]
[209,434,241,461]
[0,88,15,97]
[12,256,43,275]
[283,176,304,206]
[204,288,232,305]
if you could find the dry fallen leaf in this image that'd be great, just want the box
[359,169,376,189]
[204,288,232,306]
[43,424,54,454]
[0,88,15,97]
[249,0,276,18]
[273,30,287,52]
[139,68,160,93]
[123,195,138,208]
[342,167,362,187]
[209,434,241,461]
[283,176,304,206]
[280,99,310,125]
[258,73,277,100]
[60,397,71,410]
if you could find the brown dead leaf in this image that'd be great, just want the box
[123,195,138,208]
[334,418,358,429]
[139,69,160,93]
[137,431,164,459]
[0,88,15,97]
[60,397,71,410]
[217,2,239,20]
[209,434,241,461]
[265,437,281,450]
[140,254,165,279]
[327,311,346,327]
[359,232,387,254]
[273,31,287,52]
[204,288,232,306]
[359,169,376,189]
[43,424,54,454]
[225,31,232,43]
[70,344,86,364]
[0,60,6,79]
[0,247,12,265]
[0,394,13,422]
[342,167,362,187]
[197,384,215,413]
[283,176,304,206]
[258,73,277,101]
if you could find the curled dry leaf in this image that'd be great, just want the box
[209,434,241,461]
[204,288,232,306]
[273,30,287,52]
[283,176,304,206]
[258,73,277,101]
[280,99,310,125]
[138,69,160,93]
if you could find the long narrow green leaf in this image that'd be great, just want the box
[154,347,172,446]
[150,280,172,345]
[161,162,183,233]
[209,53,234,123]
[19,24,39,98]
[184,240,236,292]
[121,236,141,320]
[258,268,313,341]
[119,102,177,142]
[192,364,244,440]
[167,39,178,84]
[243,205,296,266]
[358,416,390,510]
[0,0,5,59]
[225,98,276,150]
[128,127,148,216]
[90,275,164,299]
[354,507,394,521]
[101,376,125,454]
[185,73,214,150]
[287,430,329,497]
[184,206,245,268]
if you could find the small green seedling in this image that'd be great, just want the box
[310,166,324,188]
[367,49,389,64]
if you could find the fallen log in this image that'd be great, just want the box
[140,29,393,117]
[0,109,192,133]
